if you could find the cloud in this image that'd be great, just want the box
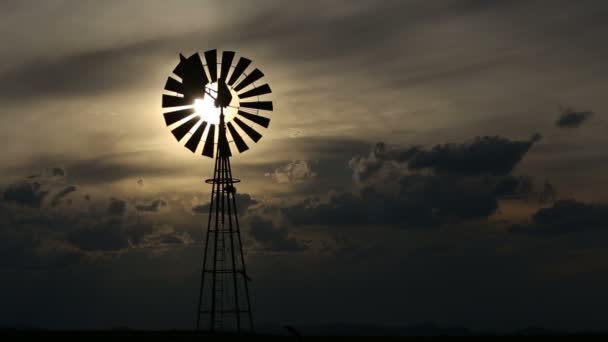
[407,135,541,176]
[349,135,540,188]
[0,36,177,101]
[51,185,77,206]
[510,199,608,236]
[283,177,506,228]
[107,198,127,216]
[285,135,540,228]
[66,220,191,252]
[135,198,167,212]
[192,193,258,214]
[66,152,183,185]
[2,180,48,208]
[556,108,593,128]
[265,160,317,184]
[249,216,306,252]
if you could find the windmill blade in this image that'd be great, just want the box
[202,124,216,158]
[240,101,273,111]
[237,110,270,128]
[171,116,201,141]
[163,107,195,126]
[226,122,249,153]
[162,94,191,108]
[220,51,235,81]
[233,117,262,142]
[233,68,264,92]
[227,57,251,86]
[238,84,272,99]
[204,49,218,82]
[164,77,183,94]
[185,121,207,153]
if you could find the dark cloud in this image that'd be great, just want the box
[107,198,127,216]
[350,135,541,187]
[510,199,608,236]
[135,198,167,212]
[192,193,258,214]
[285,135,540,228]
[556,108,593,128]
[283,176,507,228]
[249,216,306,252]
[51,185,77,206]
[2,180,48,208]
[407,135,541,176]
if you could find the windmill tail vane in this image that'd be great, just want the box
[161,49,273,333]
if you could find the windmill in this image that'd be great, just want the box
[161,49,273,333]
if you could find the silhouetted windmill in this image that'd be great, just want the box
[162,50,273,333]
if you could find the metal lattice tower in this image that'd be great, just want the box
[196,110,254,332]
[161,49,273,334]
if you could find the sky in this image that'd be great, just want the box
[1,0,608,333]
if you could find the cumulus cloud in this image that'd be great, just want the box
[510,199,608,236]
[249,216,306,252]
[556,108,593,128]
[407,134,541,176]
[265,160,317,184]
[285,135,540,228]
[0,188,193,267]
[349,142,420,185]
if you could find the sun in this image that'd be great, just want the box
[194,97,220,124]
[193,82,238,125]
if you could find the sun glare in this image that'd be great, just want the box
[194,97,220,124]
[193,82,238,125]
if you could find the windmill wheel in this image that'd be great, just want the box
[161,49,273,158]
